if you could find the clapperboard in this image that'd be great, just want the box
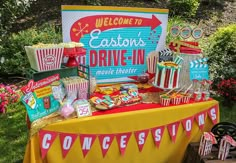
[190,58,209,80]
[158,48,173,62]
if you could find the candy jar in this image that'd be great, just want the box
[138,72,150,89]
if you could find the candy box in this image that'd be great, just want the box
[160,95,171,106]
[218,135,236,161]
[170,93,182,105]
[198,132,217,156]
[181,94,191,104]
[25,44,64,72]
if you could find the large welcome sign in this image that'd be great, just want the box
[62,6,169,83]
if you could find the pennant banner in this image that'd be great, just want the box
[182,116,194,138]
[59,133,78,159]
[167,121,180,143]
[98,134,115,157]
[39,130,58,159]
[38,105,219,159]
[134,129,149,152]
[116,132,132,156]
[79,134,97,158]
[151,126,165,148]
[195,111,207,131]
[207,105,218,125]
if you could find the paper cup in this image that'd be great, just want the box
[160,97,171,106]
[171,97,182,105]
[193,92,202,101]
[147,51,158,73]
[182,95,191,104]
[202,91,210,101]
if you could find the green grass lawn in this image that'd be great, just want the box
[0,100,235,162]
[0,103,28,163]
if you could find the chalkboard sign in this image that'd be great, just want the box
[158,48,173,62]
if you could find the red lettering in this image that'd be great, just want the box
[90,50,97,67]
[99,50,107,67]
[137,49,144,64]
[113,50,119,66]
[108,50,112,66]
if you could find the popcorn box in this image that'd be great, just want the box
[182,95,191,104]
[146,51,158,73]
[77,80,89,100]
[218,138,231,160]
[171,97,182,105]
[218,135,236,161]
[25,46,64,72]
[198,132,217,156]
[160,97,171,106]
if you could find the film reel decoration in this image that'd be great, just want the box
[170,26,181,37]
[211,122,236,151]
[180,26,192,39]
[192,27,204,39]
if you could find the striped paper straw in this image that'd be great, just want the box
[174,56,184,65]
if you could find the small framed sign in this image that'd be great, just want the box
[170,26,180,37]
[192,27,204,39]
[180,26,192,39]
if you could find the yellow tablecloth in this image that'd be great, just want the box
[23,100,219,163]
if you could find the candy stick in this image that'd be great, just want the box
[176,85,186,94]
[166,88,176,95]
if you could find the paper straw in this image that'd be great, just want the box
[184,84,193,94]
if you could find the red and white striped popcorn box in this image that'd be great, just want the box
[218,135,236,160]
[146,51,158,73]
[65,82,78,101]
[160,97,171,106]
[25,45,64,72]
[198,132,217,156]
[171,97,182,105]
[182,95,191,104]
[77,80,89,100]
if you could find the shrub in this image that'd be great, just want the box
[0,84,20,113]
[217,78,236,106]
[206,24,236,86]
[0,23,62,75]
[168,0,200,17]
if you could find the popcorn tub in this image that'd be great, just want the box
[160,95,171,107]
[25,45,64,72]
[182,94,191,104]
[171,97,182,105]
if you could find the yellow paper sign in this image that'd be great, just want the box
[34,86,52,98]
